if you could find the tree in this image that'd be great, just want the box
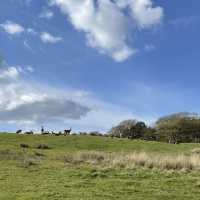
[108,119,147,139]
[155,112,200,143]
[108,119,137,138]
[130,121,147,139]
[143,127,157,141]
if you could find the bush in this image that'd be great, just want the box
[34,152,45,157]
[20,143,30,148]
[108,119,147,139]
[36,144,51,150]
[89,132,103,137]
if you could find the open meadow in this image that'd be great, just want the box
[1,134,200,200]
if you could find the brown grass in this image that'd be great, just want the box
[62,151,200,170]
[0,148,41,168]
[191,148,200,154]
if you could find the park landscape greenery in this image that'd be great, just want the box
[109,112,200,144]
[1,133,200,200]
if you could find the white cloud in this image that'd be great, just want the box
[0,21,38,38]
[0,21,63,47]
[0,66,90,125]
[26,65,34,73]
[39,9,54,19]
[0,21,62,47]
[116,0,163,29]
[27,28,37,35]
[0,64,143,132]
[23,40,34,52]
[40,32,63,44]
[169,16,199,29]
[0,67,19,80]
[49,0,163,62]
[0,21,24,35]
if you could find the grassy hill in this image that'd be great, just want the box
[1,134,200,200]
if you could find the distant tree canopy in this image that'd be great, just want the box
[108,119,148,139]
[155,112,200,143]
[108,112,200,143]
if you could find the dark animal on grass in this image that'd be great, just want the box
[20,143,29,148]
[24,131,34,135]
[51,131,56,135]
[41,126,44,134]
[64,128,71,136]
[16,130,22,134]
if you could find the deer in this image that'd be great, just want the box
[16,130,22,134]
[41,126,50,135]
[64,128,72,136]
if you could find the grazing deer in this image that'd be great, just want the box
[64,128,71,136]
[16,130,22,134]
[40,126,50,135]
[51,131,56,136]
[41,126,44,134]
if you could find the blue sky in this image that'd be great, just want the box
[0,0,200,132]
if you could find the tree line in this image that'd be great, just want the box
[108,112,200,144]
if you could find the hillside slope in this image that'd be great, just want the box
[1,134,200,200]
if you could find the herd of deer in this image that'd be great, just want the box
[16,127,72,136]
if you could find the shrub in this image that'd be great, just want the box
[36,144,51,150]
[34,152,45,157]
[20,143,30,148]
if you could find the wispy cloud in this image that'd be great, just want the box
[0,20,63,47]
[23,40,34,52]
[0,21,24,35]
[27,28,37,35]
[144,44,156,52]
[39,9,54,19]
[0,21,37,37]
[40,32,63,44]
[169,16,200,29]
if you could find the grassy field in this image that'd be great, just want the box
[1,134,200,200]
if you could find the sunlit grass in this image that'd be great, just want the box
[1,134,200,199]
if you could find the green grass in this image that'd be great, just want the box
[1,134,200,200]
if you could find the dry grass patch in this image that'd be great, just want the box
[191,148,200,154]
[0,148,42,168]
[62,151,200,171]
